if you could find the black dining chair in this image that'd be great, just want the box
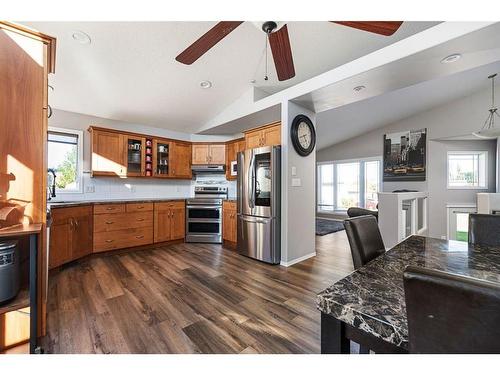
[468,213,500,247]
[403,265,500,354]
[343,215,385,270]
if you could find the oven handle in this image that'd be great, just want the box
[186,205,222,210]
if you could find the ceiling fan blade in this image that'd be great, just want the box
[268,25,295,81]
[176,21,244,65]
[331,21,403,36]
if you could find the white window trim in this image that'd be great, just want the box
[446,150,488,190]
[316,156,382,214]
[48,126,84,194]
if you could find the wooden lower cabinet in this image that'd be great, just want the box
[154,201,185,243]
[222,201,237,246]
[49,205,93,269]
[93,203,153,253]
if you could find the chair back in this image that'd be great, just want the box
[468,213,500,247]
[404,265,500,353]
[343,215,385,270]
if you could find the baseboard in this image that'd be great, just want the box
[280,251,316,267]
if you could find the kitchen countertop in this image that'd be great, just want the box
[317,235,500,351]
[48,196,238,209]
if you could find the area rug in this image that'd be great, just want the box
[316,218,345,236]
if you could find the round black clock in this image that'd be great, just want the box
[291,114,316,156]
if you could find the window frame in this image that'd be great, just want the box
[317,156,382,214]
[48,126,84,194]
[446,150,488,190]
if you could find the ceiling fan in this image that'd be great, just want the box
[175,21,404,82]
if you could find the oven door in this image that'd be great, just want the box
[186,205,222,243]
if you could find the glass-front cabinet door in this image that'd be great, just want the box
[125,135,145,176]
[153,139,170,177]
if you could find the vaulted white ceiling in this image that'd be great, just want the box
[22,21,438,133]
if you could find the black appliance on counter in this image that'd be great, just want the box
[0,240,20,304]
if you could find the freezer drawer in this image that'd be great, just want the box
[237,214,280,264]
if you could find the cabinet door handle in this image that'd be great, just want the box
[69,217,74,230]
[137,218,145,221]
[105,221,114,224]
[74,219,79,229]
[135,235,144,239]
[105,239,114,243]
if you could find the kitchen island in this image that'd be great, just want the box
[317,235,500,354]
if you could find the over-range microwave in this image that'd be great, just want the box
[230,160,237,176]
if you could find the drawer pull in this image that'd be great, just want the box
[105,239,114,243]
[106,207,115,210]
[137,206,144,209]
[105,221,114,224]
[135,235,144,239]
[136,218,145,221]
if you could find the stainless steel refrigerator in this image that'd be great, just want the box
[237,146,281,264]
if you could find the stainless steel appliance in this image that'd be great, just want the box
[0,240,20,303]
[186,186,228,243]
[191,165,225,174]
[237,146,281,264]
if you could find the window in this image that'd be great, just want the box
[447,151,488,189]
[48,127,83,193]
[317,158,381,212]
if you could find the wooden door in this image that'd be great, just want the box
[171,142,192,178]
[153,139,171,178]
[209,144,226,164]
[262,124,281,146]
[170,206,185,240]
[71,206,93,260]
[245,130,262,149]
[154,203,171,243]
[125,135,145,177]
[49,221,72,269]
[192,144,209,165]
[91,130,126,176]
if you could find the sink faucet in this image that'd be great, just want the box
[47,168,57,201]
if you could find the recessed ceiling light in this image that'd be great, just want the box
[441,53,461,64]
[200,80,212,89]
[353,85,366,92]
[72,30,91,45]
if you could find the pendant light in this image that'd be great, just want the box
[473,74,500,139]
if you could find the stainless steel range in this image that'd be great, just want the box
[185,186,228,243]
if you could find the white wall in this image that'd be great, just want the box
[281,101,317,265]
[49,109,234,201]
[317,87,498,239]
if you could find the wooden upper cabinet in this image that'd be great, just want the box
[90,129,126,176]
[125,135,146,177]
[209,144,226,164]
[225,138,244,180]
[192,144,210,164]
[171,142,192,178]
[244,122,281,149]
[192,144,226,165]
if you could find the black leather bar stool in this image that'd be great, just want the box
[404,265,500,353]
[343,215,385,270]
[468,213,500,247]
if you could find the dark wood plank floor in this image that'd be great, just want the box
[43,231,354,353]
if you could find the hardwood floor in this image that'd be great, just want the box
[43,231,354,354]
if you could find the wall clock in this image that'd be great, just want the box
[291,114,316,156]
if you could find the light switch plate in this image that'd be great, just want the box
[291,166,297,176]
[84,185,95,193]
[291,178,301,187]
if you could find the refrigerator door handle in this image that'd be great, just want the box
[248,152,255,209]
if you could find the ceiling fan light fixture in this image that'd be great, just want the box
[441,53,461,64]
[200,80,212,89]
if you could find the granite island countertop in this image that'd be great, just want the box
[316,235,500,351]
